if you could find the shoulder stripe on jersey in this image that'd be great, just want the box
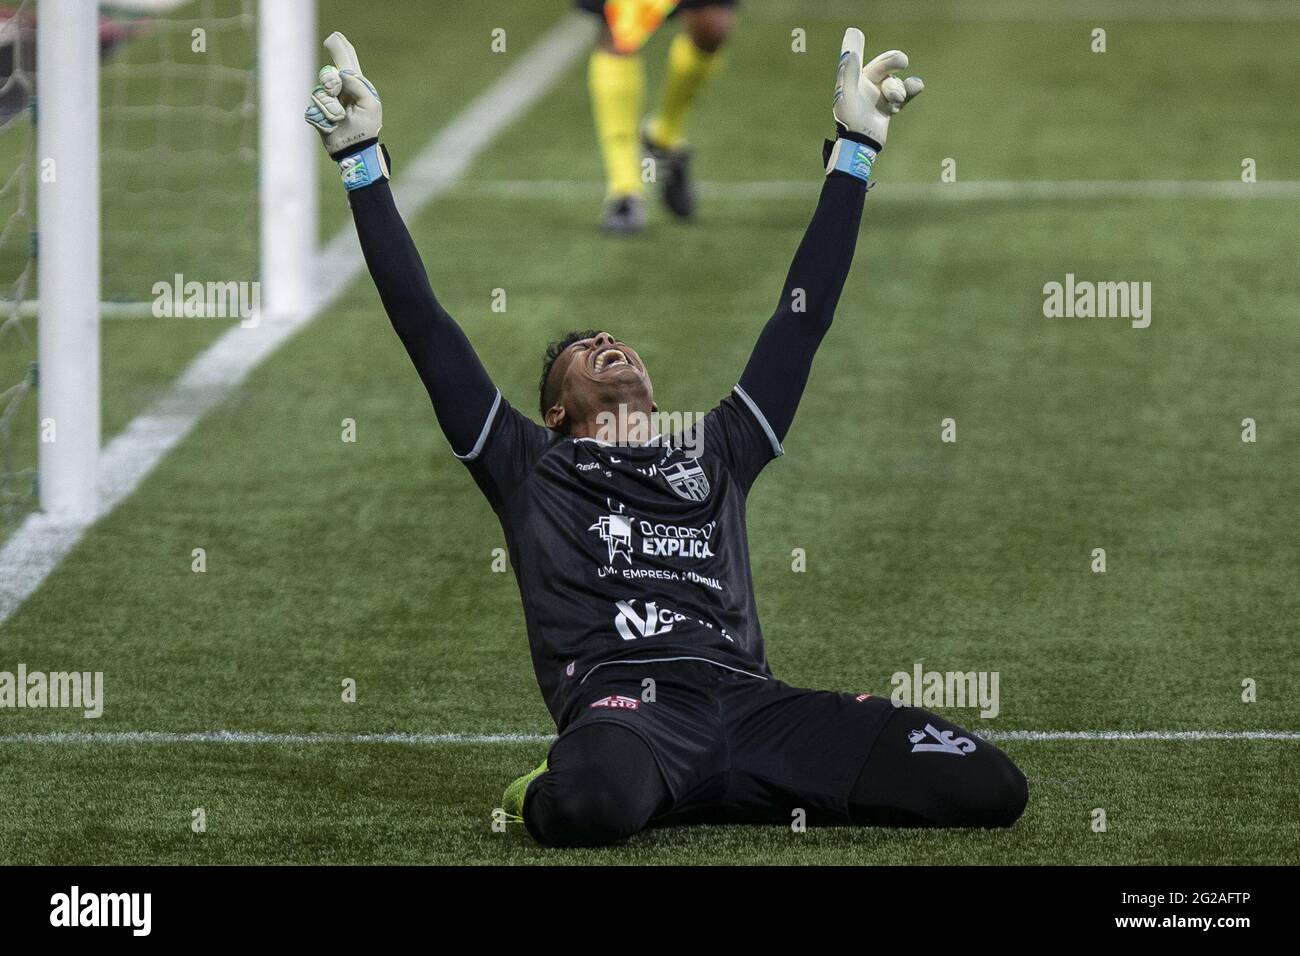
[732,384,784,458]
[453,389,502,461]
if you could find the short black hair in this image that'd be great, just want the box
[539,329,599,418]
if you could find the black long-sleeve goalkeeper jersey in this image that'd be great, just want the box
[350,168,866,726]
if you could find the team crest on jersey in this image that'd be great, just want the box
[589,513,634,565]
[660,459,710,501]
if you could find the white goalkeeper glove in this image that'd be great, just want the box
[825,28,923,182]
[304,31,388,190]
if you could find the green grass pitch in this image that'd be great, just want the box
[1,0,1298,864]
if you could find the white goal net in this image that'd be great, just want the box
[0,0,36,527]
[0,0,314,530]
[100,0,258,303]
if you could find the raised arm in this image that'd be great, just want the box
[305,32,497,459]
[737,30,923,444]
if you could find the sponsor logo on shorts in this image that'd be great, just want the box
[908,723,977,756]
[589,694,640,710]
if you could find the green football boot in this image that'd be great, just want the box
[501,759,548,824]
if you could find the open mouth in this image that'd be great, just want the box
[593,346,632,373]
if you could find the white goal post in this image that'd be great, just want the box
[36,0,99,518]
[258,0,317,320]
[32,0,317,519]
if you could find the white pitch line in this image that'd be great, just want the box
[986,730,1300,741]
[16,177,1294,319]
[457,179,1300,202]
[0,730,1297,745]
[31,176,1296,320]
[0,13,595,627]
[0,731,554,745]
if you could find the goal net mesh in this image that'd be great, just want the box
[0,0,258,531]
[0,0,35,527]
[100,0,257,301]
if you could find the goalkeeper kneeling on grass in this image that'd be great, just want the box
[306,29,1028,847]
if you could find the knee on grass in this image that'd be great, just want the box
[528,782,646,848]
[523,722,665,847]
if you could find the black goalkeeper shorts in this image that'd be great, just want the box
[575,0,739,15]
[556,659,895,824]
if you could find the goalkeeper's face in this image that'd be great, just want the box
[543,331,654,434]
